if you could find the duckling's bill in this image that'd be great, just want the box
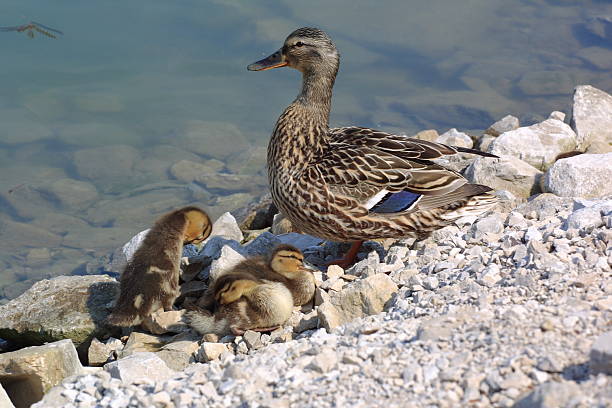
[247,49,288,71]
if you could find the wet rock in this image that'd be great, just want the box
[170,160,225,183]
[37,178,99,210]
[570,85,612,150]
[590,331,612,375]
[195,172,267,193]
[517,70,575,96]
[318,274,398,331]
[514,380,583,408]
[73,145,140,191]
[141,310,189,335]
[465,156,542,198]
[225,145,267,175]
[436,128,473,148]
[484,115,519,137]
[488,118,577,170]
[544,153,612,198]
[0,275,119,351]
[0,339,83,408]
[196,342,230,363]
[176,120,250,159]
[0,218,63,252]
[88,337,123,366]
[32,212,90,236]
[104,352,174,384]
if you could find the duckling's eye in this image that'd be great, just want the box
[294,41,304,47]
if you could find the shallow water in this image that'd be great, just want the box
[0,0,610,301]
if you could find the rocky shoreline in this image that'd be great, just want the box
[0,84,610,408]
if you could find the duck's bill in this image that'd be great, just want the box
[247,49,287,71]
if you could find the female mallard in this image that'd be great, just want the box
[247,27,498,266]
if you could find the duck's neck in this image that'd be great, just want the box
[269,69,336,172]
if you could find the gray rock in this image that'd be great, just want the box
[244,231,281,256]
[104,352,174,384]
[514,380,583,408]
[346,251,380,277]
[109,228,149,273]
[0,339,83,408]
[477,264,501,287]
[73,145,140,192]
[0,275,119,351]
[484,115,520,137]
[516,194,573,220]
[176,120,250,159]
[88,337,123,367]
[37,178,99,210]
[465,156,542,198]
[544,153,612,198]
[488,118,577,170]
[471,213,505,240]
[570,85,612,150]
[141,310,189,335]
[436,128,473,148]
[0,218,63,252]
[548,111,566,122]
[276,233,324,251]
[318,274,398,331]
[242,330,264,350]
[590,331,612,375]
[564,207,603,232]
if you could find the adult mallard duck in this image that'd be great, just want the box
[247,27,498,266]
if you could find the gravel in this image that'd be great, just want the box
[34,195,612,408]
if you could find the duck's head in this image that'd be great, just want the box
[269,244,305,275]
[247,27,339,76]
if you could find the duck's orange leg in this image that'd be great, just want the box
[326,240,364,269]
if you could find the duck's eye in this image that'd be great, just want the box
[294,41,304,47]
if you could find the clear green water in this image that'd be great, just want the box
[0,0,610,301]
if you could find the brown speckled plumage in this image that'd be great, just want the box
[249,27,498,243]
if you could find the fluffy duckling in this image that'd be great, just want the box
[186,271,293,336]
[107,206,212,327]
[260,244,315,306]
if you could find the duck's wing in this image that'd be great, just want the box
[318,127,494,214]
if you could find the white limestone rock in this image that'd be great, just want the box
[436,128,473,148]
[484,115,520,137]
[544,153,612,198]
[590,331,612,375]
[514,380,583,408]
[465,156,542,198]
[0,339,83,408]
[208,245,247,282]
[109,228,149,273]
[104,352,175,384]
[488,118,577,170]
[196,342,230,363]
[570,85,612,150]
[205,212,243,243]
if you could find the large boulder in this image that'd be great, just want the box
[0,339,83,408]
[543,153,612,198]
[570,85,612,151]
[464,156,542,198]
[0,275,119,354]
[488,118,577,170]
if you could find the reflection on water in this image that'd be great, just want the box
[0,0,610,302]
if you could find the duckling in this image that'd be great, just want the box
[186,271,293,336]
[107,206,212,327]
[259,244,315,306]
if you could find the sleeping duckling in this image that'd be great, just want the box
[263,244,315,306]
[186,271,293,336]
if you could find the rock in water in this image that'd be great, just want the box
[544,153,612,198]
[0,275,119,352]
[570,85,612,151]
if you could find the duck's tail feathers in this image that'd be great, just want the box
[184,308,229,336]
[440,191,498,220]
[454,146,499,158]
